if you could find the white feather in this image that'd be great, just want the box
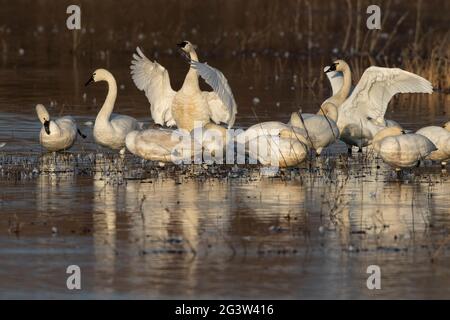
[340,67,433,123]
[190,60,238,128]
[337,66,433,147]
[130,47,176,126]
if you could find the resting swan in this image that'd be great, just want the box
[85,69,140,150]
[372,127,436,170]
[324,61,433,151]
[126,121,234,164]
[416,125,450,168]
[286,111,339,155]
[247,134,309,168]
[36,104,84,152]
[126,128,201,163]
[130,41,237,132]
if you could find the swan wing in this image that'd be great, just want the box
[202,91,233,126]
[190,60,237,128]
[130,47,176,126]
[341,67,432,123]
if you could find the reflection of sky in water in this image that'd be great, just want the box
[0,153,449,298]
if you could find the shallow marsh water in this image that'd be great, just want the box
[0,0,450,299]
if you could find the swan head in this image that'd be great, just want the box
[36,104,51,135]
[324,59,349,73]
[85,69,112,86]
[177,40,195,54]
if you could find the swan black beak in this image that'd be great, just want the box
[85,76,95,86]
[177,41,187,48]
[44,120,50,135]
[324,64,337,73]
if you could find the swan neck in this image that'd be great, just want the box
[96,75,117,123]
[335,67,352,103]
[189,50,199,62]
[181,50,200,93]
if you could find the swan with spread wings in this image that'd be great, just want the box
[325,62,433,149]
[130,41,237,132]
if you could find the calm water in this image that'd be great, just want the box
[1,0,450,299]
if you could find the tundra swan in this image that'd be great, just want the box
[125,128,201,163]
[85,69,140,150]
[287,111,339,155]
[324,63,401,130]
[130,41,237,131]
[321,60,353,115]
[326,62,433,151]
[247,134,308,168]
[36,104,84,152]
[416,125,450,168]
[242,121,305,142]
[372,127,436,170]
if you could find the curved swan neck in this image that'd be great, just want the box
[96,73,117,123]
[181,49,200,94]
[335,65,352,103]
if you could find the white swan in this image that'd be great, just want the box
[242,121,304,141]
[372,127,436,170]
[247,134,309,168]
[287,111,339,155]
[325,61,433,151]
[321,60,353,116]
[36,104,83,151]
[416,125,450,168]
[85,69,140,150]
[324,63,401,130]
[130,41,237,131]
[125,128,201,163]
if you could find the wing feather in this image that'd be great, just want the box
[341,66,433,122]
[130,47,176,126]
[190,60,237,128]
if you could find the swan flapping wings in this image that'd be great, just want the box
[130,47,176,126]
[340,66,433,124]
[190,60,238,128]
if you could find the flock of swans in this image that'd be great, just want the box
[35,41,450,173]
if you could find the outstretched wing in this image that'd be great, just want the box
[340,66,433,123]
[190,60,237,128]
[130,47,176,126]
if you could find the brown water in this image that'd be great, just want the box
[0,0,450,299]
